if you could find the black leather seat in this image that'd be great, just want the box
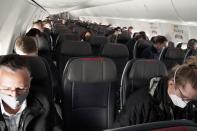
[34,36,53,62]
[62,57,117,131]
[104,120,197,131]
[133,39,152,59]
[21,56,54,101]
[120,59,168,108]
[89,36,108,56]
[101,43,129,84]
[55,40,92,79]
[160,48,185,70]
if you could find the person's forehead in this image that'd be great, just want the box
[181,82,197,97]
[0,67,30,81]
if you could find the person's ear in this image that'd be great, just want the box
[169,80,175,85]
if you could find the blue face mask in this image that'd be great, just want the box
[0,92,28,109]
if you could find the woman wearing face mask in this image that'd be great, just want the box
[114,56,197,127]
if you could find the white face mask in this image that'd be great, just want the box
[0,92,28,109]
[169,94,188,108]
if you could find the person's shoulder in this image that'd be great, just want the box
[27,91,50,111]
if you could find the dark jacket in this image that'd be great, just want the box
[141,45,160,59]
[0,92,62,131]
[115,77,195,127]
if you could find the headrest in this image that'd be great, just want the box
[59,33,80,41]
[60,41,92,56]
[89,36,108,45]
[65,57,117,83]
[165,48,185,59]
[102,44,129,58]
[137,39,152,47]
[35,36,50,51]
[129,59,168,80]
[21,56,48,82]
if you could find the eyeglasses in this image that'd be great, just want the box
[174,86,192,102]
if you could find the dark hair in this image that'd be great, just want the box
[168,41,175,48]
[80,30,93,41]
[128,26,133,30]
[187,39,197,49]
[176,43,182,49]
[26,28,41,37]
[154,35,167,45]
[150,36,157,44]
[0,54,30,72]
[139,31,148,40]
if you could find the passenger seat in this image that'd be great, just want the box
[62,57,117,131]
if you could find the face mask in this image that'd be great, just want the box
[169,94,188,108]
[0,92,28,109]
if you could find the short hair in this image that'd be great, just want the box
[26,28,41,37]
[0,54,30,74]
[154,35,167,44]
[187,39,197,49]
[128,26,133,30]
[14,36,37,55]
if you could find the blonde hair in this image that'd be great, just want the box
[168,60,197,89]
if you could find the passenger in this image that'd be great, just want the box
[26,28,41,37]
[14,36,60,104]
[42,20,53,49]
[14,36,38,56]
[115,60,197,127]
[168,41,175,48]
[176,42,183,49]
[80,30,93,42]
[0,54,62,131]
[128,26,133,38]
[32,20,44,32]
[107,27,122,43]
[139,31,149,40]
[187,39,197,50]
[141,35,167,59]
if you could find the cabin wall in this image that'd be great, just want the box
[0,0,48,55]
[79,16,197,45]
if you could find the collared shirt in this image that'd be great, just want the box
[0,100,27,131]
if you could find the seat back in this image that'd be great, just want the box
[161,48,185,70]
[89,36,108,56]
[62,57,117,131]
[34,36,52,61]
[120,59,168,107]
[21,56,53,101]
[55,40,92,78]
[133,39,151,58]
[101,43,129,84]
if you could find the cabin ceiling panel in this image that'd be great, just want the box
[33,0,197,22]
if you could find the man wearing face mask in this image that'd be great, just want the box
[114,56,197,127]
[0,54,62,131]
[141,35,167,59]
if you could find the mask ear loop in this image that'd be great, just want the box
[173,66,181,85]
